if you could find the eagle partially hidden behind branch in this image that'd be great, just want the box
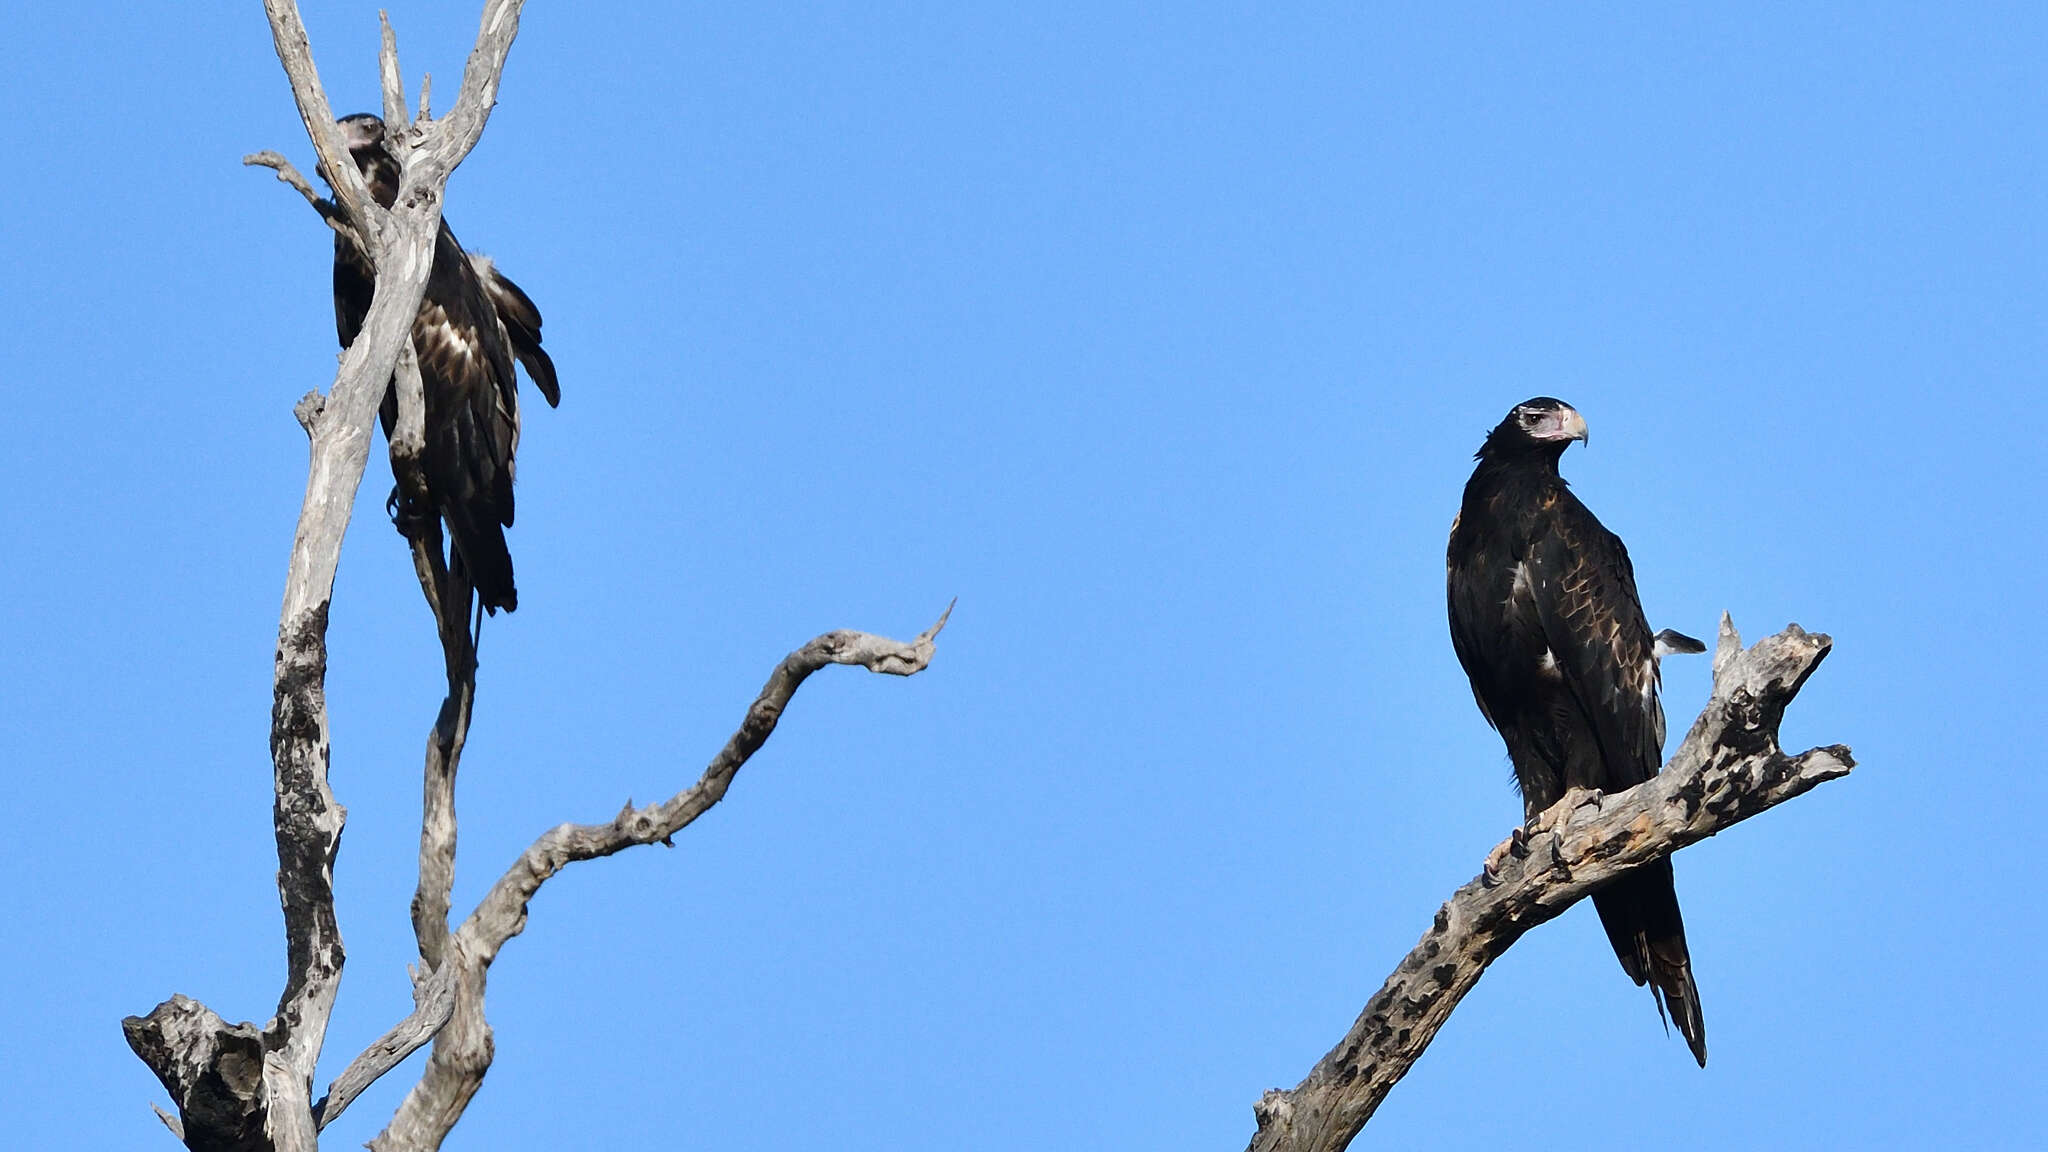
[325,112,559,617]
[1446,397,1709,1066]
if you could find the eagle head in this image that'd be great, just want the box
[318,113,400,208]
[1477,397,1589,461]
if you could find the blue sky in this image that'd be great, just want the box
[3,3,2042,1148]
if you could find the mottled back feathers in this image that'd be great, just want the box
[326,113,559,615]
[1446,397,1707,1066]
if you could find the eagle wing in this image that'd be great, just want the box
[324,119,554,616]
[471,253,559,408]
[413,220,525,611]
[1446,511,1513,734]
[1519,492,1665,791]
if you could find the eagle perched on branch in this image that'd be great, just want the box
[327,113,559,615]
[1446,397,1708,1066]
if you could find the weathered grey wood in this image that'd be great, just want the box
[310,962,460,1132]
[259,1056,316,1151]
[397,480,475,1000]
[121,997,269,1152]
[368,606,955,1152]
[1245,616,1853,1152]
[405,543,472,977]
[122,4,525,1148]
[239,151,353,242]
[379,13,409,130]
[130,7,947,1148]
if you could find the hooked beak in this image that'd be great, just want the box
[1533,405,1589,446]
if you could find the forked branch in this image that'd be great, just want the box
[132,5,951,1149]
[122,4,528,1149]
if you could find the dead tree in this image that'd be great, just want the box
[120,5,947,1149]
[1246,617,1853,1152]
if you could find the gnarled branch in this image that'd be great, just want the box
[368,605,954,1152]
[135,7,946,1150]
[123,4,527,1149]
[467,602,955,964]
[1246,616,1854,1152]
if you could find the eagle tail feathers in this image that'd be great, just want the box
[444,504,518,616]
[1593,860,1707,1067]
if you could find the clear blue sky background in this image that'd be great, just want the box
[2,3,2041,1148]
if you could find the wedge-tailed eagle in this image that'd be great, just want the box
[1446,397,1707,1066]
[326,113,559,615]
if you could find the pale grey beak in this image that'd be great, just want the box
[1561,407,1589,446]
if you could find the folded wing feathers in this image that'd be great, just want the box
[470,252,559,408]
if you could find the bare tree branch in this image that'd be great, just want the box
[311,963,460,1132]
[124,4,527,1148]
[435,0,526,160]
[379,13,409,130]
[260,0,369,233]
[136,7,946,1150]
[369,605,955,1152]
[467,602,954,962]
[260,0,526,1113]
[1246,616,1853,1152]
[406,555,474,977]
[367,944,489,1152]
[239,151,355,242]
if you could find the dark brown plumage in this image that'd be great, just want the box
[326,113,559,615]
[1446,397,1707,1066]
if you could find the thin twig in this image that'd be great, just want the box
[242,150,356,241]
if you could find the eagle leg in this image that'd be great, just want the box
[386,483,435,541]
[1531,786,1605,836]
[1486,783,1609,885]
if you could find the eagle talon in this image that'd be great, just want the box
[1481,827,1528,886]
[386,484,433,540]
